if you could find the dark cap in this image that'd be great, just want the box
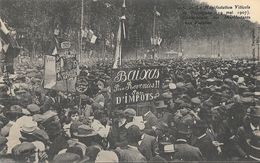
[12,142,36,158]
[176,123,192,135]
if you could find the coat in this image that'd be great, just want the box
[47,132,69,160]
[108,122,128,149]
[192,133,218,160]
[143,111,158,129]
[138,133,158,160]
[115,145,147,163]
[234,124,255,158]
[173,139,203,161]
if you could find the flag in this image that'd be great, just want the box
[155,10,160,16]
[81,29,88,38]
[113,22,122,69]
[122,0,126,8]
[52,46,57,55]
[151,37,156,45]
[122,19,126,39]
[151,37,162,46]
[90,35,97,44]
[157,37,162,45]
[0,18,10,35]
[54,28,60,36]
[87,29,94,41]
[105,2,111,8]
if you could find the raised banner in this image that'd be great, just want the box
[111,66,162,107]
[43,55,78,92]
[56,57,78,81]
[61,41,71,49]
[43,55,56,89]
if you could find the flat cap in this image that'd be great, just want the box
[191,97,201,104]
[124,108,136,117]
[12,142,36,157]
[27,104,40,114]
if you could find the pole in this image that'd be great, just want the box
[252,28,256,61]
[80,0,84,63]
[152,6,156,60]
[257,36,259,61]
[210,39,212,56]
[257,27,260,62]
[136,29,138,60]
[153,6,156,38]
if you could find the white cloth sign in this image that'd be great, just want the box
[44,55,56,89]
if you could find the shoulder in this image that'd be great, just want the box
[144,133,156,141]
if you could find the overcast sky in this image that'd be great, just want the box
[198,0,260,23]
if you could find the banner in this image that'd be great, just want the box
[111,66,162,107]
[151,36,162,46]
[56,57,78,81]
[44,55,78,92]
[43,55,56,89]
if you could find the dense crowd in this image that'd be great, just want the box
[0,57,259,162]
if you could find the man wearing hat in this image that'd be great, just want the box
[154,100,173,129]
[0,135,15,162]
[143,110,158,130]
[138,127,158,161]
[34,111,68,160]
[12,142,36,162]
[20,120,50,146]
[108,109,135,149]
[192,120,219,161]
[115,125,147,162]
[27,103,41,115]
[233,106,260,160]
[172,123,203,161]
[95,150,119,163]
[124,108,136,124]
[40,90,59,113]
[5,105,31,153]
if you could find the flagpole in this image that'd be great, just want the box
[153,6,156,39]
[256,27,260,62]
[80,0,84,64]
[252,28,256,61]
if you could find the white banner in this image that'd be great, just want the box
[44,55,56,89]
[90,35,97,44]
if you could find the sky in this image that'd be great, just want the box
[198,0,260,23]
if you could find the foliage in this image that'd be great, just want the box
[0,0,256,56]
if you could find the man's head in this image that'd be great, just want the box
[124,108,136,123]
[68,110,79,122]
[127,125,142,146]
[12,142,36,162]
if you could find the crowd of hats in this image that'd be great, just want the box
[0,57,259,162]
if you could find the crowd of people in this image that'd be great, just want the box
[0,57,259,162]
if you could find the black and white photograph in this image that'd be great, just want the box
[0,0,260,162]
